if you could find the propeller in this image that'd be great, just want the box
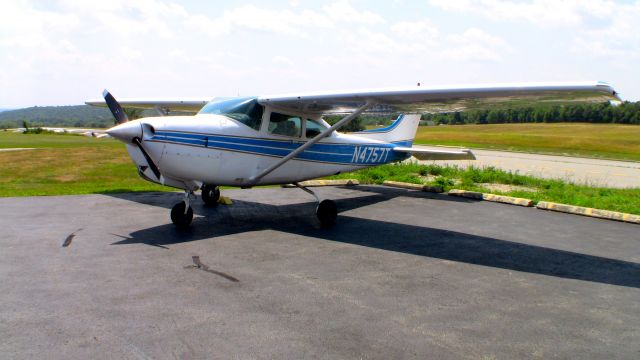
[132,136,161,179]
[103,89,162,180]
[103,89,129,124]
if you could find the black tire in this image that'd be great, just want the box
[171,202,193,228]
[316,200,337,228]
[201,185,220,206]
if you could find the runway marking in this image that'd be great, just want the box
[62,228,82,247]
[187,256,239,282]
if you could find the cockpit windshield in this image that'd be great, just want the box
[198,97,264,131]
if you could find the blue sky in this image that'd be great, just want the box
[1,0,638,107]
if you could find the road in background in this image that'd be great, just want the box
[415,145,640,188]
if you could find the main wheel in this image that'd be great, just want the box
[201,185,220,206]
[316,200,337,228]
[171,201,193,228]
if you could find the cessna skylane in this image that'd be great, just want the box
[87,82,620,228]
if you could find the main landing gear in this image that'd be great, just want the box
[201,184,220,206]
[170,183,336,229]
[294,182,337,228]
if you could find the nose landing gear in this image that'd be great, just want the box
[171,190,195,228]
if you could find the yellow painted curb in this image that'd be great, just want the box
[383,181,444,193]
[482,194,534,207]
[282,179,359,187]
[447,189,483,199]
[218,196,233,205]
[536,201,640,224]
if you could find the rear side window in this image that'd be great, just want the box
[305,119,326,138]
[268,112,302,137]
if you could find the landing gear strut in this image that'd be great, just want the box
[293,182,337,227]
[201,184,220,206]
[171,191,194,228]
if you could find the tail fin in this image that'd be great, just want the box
[351,114,420,147]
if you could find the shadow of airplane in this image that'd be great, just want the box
[106,186,640,289]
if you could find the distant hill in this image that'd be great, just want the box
[0,105,151,128]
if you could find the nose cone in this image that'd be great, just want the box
[106,121,142,143]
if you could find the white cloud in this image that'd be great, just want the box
[0,2,80,48]
[391,20,439,39]
[186,4,332,38]
[428,0,616,26]
[323,1,386,24]
[570,1,640,59]
[1,1,639,106]
[58,0,188,38]
[186,1,385,38]
[443,28,508,61]
[272,56,294,65]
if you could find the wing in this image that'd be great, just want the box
[85,97,212,113]
[258,81,620,115]
[393,147,475,161]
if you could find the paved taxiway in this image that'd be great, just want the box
[1,186,639,359]
[415,145,640,188]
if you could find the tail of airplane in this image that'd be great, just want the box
[351,113,476,161]
[350,114,421,147]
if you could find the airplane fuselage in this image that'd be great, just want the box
[125,114,411,189]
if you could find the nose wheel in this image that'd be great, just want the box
[171,191,194,228]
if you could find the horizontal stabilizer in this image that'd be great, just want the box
[393,147,475,161]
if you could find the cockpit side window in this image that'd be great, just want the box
[305,119,326,138]
[268,112,302,137]
[198,97,264,131]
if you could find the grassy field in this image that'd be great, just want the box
[0,132,167,196]
[413,123,640,161]
[329,163,640,215]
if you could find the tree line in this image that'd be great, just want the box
[421,101,640,125]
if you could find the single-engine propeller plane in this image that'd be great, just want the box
[87,82,620,228]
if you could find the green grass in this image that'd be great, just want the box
[414,123,640,161]
[0,132,169,196]
[329,163,640,215]
[0,131,107,149]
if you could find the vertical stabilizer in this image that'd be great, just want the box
[350,114,421,147]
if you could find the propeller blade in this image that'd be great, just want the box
[132,137,162,179]
[102,89,129,124]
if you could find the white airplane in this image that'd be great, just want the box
[87,81,619,228]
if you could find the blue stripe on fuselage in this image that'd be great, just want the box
[151,131,411,165]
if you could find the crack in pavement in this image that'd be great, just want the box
[186,256,239,282]
[62,228,82,247]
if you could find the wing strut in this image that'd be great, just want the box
[248,100,375,185]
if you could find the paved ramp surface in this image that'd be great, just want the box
[1,187,639,359]
[415,145,640,188]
